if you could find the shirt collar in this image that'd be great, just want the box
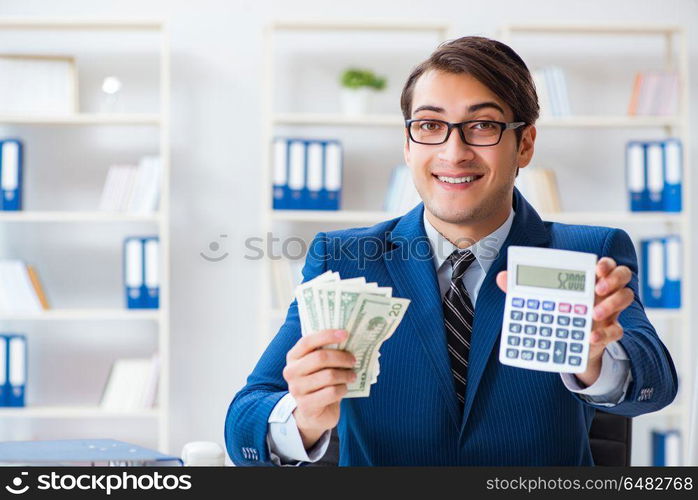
[422,206,515,275]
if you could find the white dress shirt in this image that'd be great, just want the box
[266,207,632,464]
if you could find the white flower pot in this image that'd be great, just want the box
[341,87,372,116]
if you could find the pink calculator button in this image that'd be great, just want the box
[558,303,572,313]
[574,304,587,315]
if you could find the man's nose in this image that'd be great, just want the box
[437,127,476,164]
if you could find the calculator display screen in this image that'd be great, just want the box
[516,265,586,291]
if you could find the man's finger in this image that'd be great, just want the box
[595,265,632,296]
[291,349,356,377]
[593,287,634,322]
[595,257,616,279]
[496,270,508,293]
[287,329,348,361]
[294,368,356,396]
[297,384,348,411]
[590,322,623,345]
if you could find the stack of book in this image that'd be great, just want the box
[383,165,421,214]
[531,67,571,117]
[514,167,562,214]
[0,260,49,314]
[99,156,162,214]
[272,138,342,210]
[641,236,681,309]
[626,138,682,212]
[628,71,679,116]
[100,354,159,411]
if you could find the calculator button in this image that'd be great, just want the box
[541,314,554,324]
[569,356,582,366]
[512,298,525,308]
[572,317,586,327]
[555,328,569,339]
[509,323,522,333]
[521,351,534,361]
[510,310,523,321]
[553,342,567,364]
[571,330,585,341]
[536,352,550,362]
[506,349,519,359]
[558,303,571,313]
[542,301,555,311]
[557,316,570,326]
[524,325,537,335]
[526,299,540,310]
[538,339,551,349]
[525,312,539,322]
[574,304,587,315]
[523,338,535,348]
[508,336,521,346]
[539,326,552,337]
[570,343,583,353]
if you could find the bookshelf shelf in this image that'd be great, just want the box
[0,406,160,419]
[0,113,161,126]
[0,212,161,223]
[0,18,171,452]
[273,113,403,127]
[0,309,160,322]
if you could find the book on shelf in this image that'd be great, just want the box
[270,258,304,310]
[531,67,571,118]
[0,334,27,407]
[0,138,23,211]
[626,138,682,212]
[123,236,159,310]
[383,165,421,215]
[99,156,162,214]
[652,429,681,466]
[514,166,562,214]
[641,235,681,309]
[272,137,342,210]
[0,260,49,314]
[100,354,159,411]
[628,71,679,117]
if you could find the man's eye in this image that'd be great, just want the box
[420,121,443,131]
[472,121,496,130]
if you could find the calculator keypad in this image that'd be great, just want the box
[503,296,590,371]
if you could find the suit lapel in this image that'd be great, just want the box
[383,203,462,428]
[459,188,551,436]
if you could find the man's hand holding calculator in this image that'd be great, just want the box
[496,248,635,387]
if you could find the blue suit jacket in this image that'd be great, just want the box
[226,188,678,466]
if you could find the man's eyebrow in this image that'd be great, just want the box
[412,102,506,116]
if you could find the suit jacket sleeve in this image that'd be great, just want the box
[567,228,678,416]
[225,232,329,465]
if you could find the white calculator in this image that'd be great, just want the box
[499,246,598,373]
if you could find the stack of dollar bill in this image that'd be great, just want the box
[295,270,411,398]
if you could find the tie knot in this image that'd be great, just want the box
[447,249,476,281]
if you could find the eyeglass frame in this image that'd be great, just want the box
[404,118,527,146]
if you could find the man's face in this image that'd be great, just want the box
[404,69,534,226]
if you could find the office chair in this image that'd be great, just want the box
[308,411,632,466]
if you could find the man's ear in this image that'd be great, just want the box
[516,125,536,169]
[403,128,411,164]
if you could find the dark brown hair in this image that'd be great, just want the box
[400,36,539,144]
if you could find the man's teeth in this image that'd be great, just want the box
[437,175,479,184]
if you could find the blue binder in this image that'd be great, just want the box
[626,141,647,211]
[641,236,681,309]
[662,138,682,212]
[0,335,7,406]
[662,235,681,308]
[652,430,681,466]
[3,334,27,407]
[645,142,664,211]
[322,140,342,210]
[0,139,23,211]
[124,236,159,309]
[272,138,291,210]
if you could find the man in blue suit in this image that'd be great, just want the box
[226,36,677,466]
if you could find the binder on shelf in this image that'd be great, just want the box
[625,139,683,213]
[124,236,159,310]
[272,138,342,211]
[7,335,26,407]
[0,139,23,211]
[0,334,27,407]
[652,430,681,466]
[641,236,681,309]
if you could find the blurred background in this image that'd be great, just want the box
[0,0,695,466]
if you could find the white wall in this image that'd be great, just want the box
[0,0,696,465]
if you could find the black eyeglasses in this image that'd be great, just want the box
[405,119,527,146]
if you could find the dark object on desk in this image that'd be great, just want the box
[308,411,633,466]
[0,439,182,465]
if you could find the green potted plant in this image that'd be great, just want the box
[339,68,387,115]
